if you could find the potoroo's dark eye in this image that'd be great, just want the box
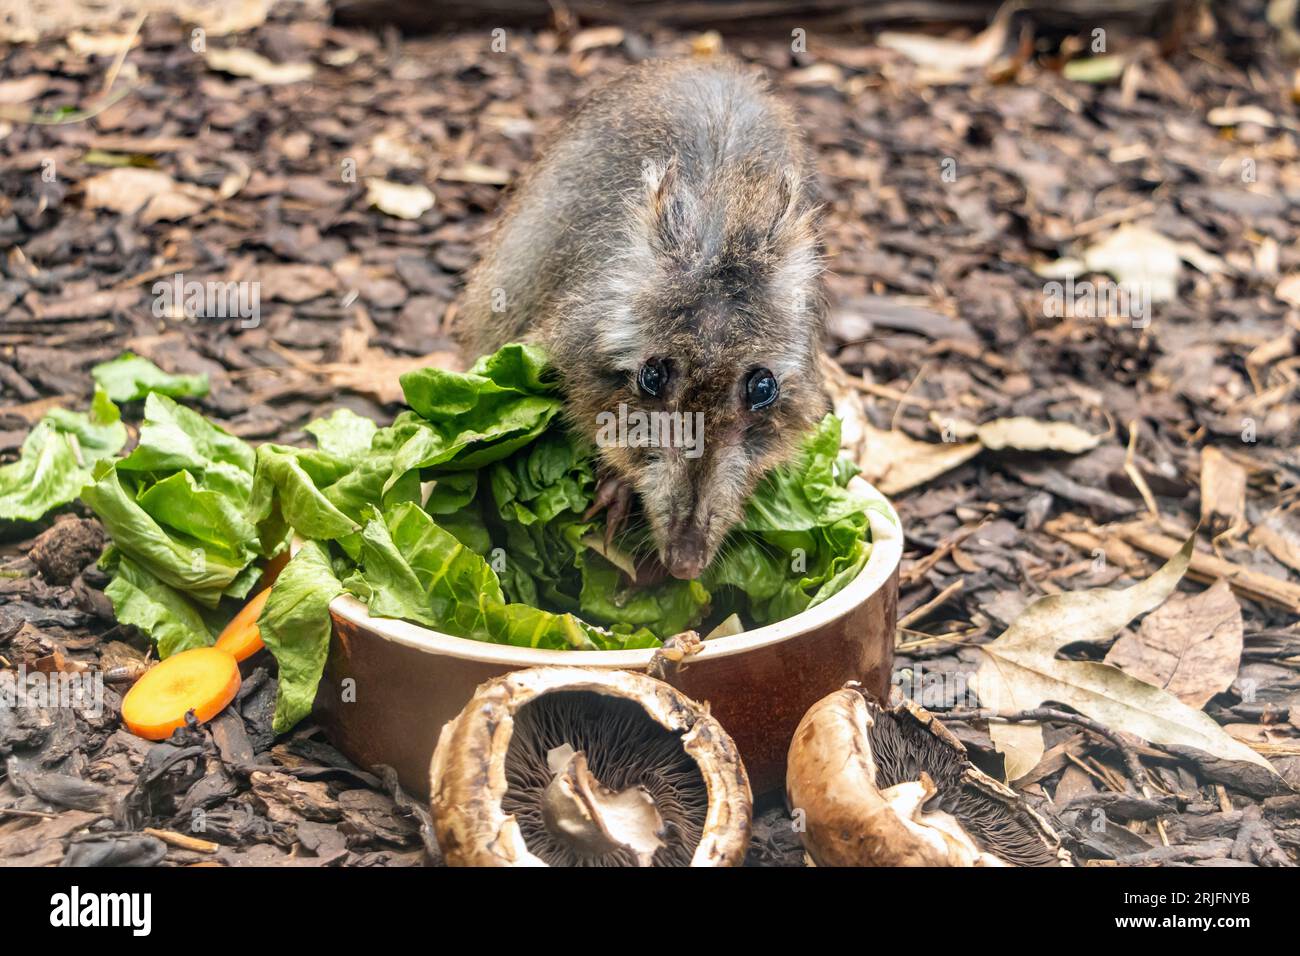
[638,358,667,397]
[746,368,778,410]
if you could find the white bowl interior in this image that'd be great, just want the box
[325,478,903,667]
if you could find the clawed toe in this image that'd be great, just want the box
[584,474,634,545]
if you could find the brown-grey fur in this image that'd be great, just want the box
[457,57,828,579]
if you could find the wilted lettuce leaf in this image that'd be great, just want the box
[0,390,126,522]
[92,352,209,403]
[257,541,346,733]
[101,548,214,657]
[117,393,253,502]
[347,502,629,650]
[383,343,561,489]
[703,415,887,624]
[82,463,255,608]
[83,392,264,640]
[250,443,359,546]
[303,407,377,460]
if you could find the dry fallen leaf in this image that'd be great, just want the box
[365,178,435,220]
[878,6,1010,74]
[1104,580,1243,709]
[66,30,140,57]
[974,417,1104,455]
[569,26,625,54]
[259,263,338,303]
[858,423,980,496]
[971,534,1280,782]
[1275,273,1300,308]
[1248,513,1300,575]
[819,354,867,463]
[1199,446,1246,535]
[0,75,49,105]
[139,190,205,225]
[82,167,177,215]
[438,163,511,186]
[1206,104,1278,128]
[206,48,314,85]
[178,0,272,36]
[82,167,212,221]
[1038,225,1228,304]
[268,309,460,406]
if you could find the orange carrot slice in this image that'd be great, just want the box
[122,647,241,741]
[214,588,272,662]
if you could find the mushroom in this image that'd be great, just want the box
[430,666,752,866]
[786,686,1071,867]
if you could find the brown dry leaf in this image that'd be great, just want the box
[82,167,213,221]
[1206,104,1278,127]
[369,127,423,169]
[1276,273,1300,307]
[569,26,625,54]
[975,417,1104,455]
[787,64,844,88]
[287,314,461,405]
[139,190,205,225]
[0,75,49,105]
[66,30,141,56]
[365,178,435,219]
[1199,447,1246,534]
[82,167,176,215]
[972,535,1279,782]
[319,351,461,406]
[818,354,867,462]
[259,263,338,303]
[438,163,511,186]
[878,6,1010,74]
[178,0,272,36]
[206,48,314,85]
[1104,580,1243,709]
[858,423,980,496]
[1039,225,1227,304]
[1248,514,1300,575]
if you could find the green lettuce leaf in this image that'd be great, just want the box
[0,392,127,522]
[117,393,254,501]
[257,541,346,733]
[347,502,624,650]
[81,463,253,608]
[383,343,561,490]
[92,352,209,403]
[101,548,214,657]
[304,407,378,460]
[82,391,264,613]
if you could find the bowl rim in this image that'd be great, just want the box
[321,477,903,667]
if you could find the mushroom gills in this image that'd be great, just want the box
[501,691,709,866]
[866,705,1063,867]
[542,744,665,866]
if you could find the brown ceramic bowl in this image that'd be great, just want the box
[312,480,902,798]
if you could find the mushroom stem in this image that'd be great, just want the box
[541,744,665,866]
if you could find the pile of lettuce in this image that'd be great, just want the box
[2,346,889,734]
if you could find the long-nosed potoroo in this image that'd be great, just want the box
[458,57,828,581]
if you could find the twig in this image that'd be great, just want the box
[1123,419,1159,518]
[940,706,1154,793]
[103,13,147,95]
[897,577,964,629]
[142,827,220,854]
[890,360,931,432]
